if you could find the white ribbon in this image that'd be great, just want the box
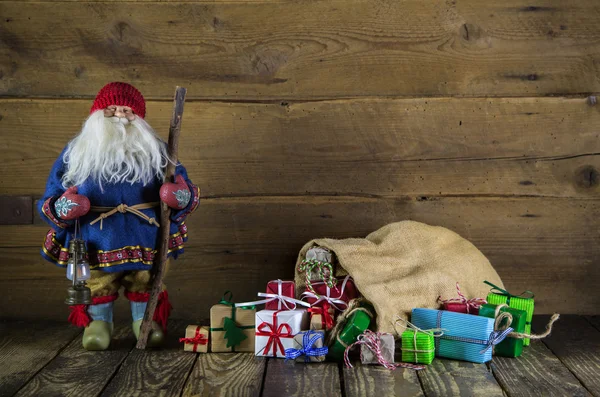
[301,275,352,311]
[235,279,310,310]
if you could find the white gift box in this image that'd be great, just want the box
[255,309,309,358]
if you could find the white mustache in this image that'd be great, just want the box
[107,116,130,125]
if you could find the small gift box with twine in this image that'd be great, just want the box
[437,282,487,315]
[255,309,309,358]
[285,330,328,362]
[411,308,513,364]
[343,330,425,370]
[210,292,256,353]
[479,303,527,357]
[300,247,335,281]
[484,281,534,346]
[395,318,441,365]
[180,325,209,353]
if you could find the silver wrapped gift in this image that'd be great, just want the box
[361,333,395,365]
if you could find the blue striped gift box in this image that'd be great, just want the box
[411,308,495,363]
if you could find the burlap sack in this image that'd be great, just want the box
[295,221,504,336]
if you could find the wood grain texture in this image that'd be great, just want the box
[2,98,600,198]
[417,359,504,397]
[1,195,599,320]
[262,359,341,397]
[182,353,266,397]
[489,340,591,397]
[0,319,81,397]
[2,1,600,99]
[586,316,600,332]
[343,364,424,397]
[534,315,600,396]
[100,320,196,397]
[0,196,32,225]
[15,325,135,397]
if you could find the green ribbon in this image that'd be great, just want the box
[210,291,255,352]
[484,281,535,301]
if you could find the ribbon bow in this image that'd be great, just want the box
[301,275,352,311]
[235,280,310,310]
[256,312,293,357]
[479,327,514,354]
[298,258,337,294]
[437,282,487,314]
[284,330,329,362]
[484,281,534,299]
[179,327,208,352]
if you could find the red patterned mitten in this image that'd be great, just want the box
[160,175,191,209]
[55,186,90,220]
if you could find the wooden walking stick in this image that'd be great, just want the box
[136,86,187,349]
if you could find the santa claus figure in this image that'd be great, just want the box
[38,82,199,350]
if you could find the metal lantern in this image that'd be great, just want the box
[65,220,92,305]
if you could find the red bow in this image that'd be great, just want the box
[309,302,335,330]
[179,326,208,352]
[256,311,293,357]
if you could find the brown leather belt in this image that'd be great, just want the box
[89,202,160,230]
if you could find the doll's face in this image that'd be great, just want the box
[103,105,136,121]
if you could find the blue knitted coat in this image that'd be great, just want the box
[38,147,199,272]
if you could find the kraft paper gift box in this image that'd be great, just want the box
[210,299,255,353]
[304,247,335,281]
[411,308,509,364]
[485,281,534,346]
[180,325,209,353]
[479,303,527,357]
[361,333,395,365]
[255,309,309,358]
[328,309,373,361]
[401,329,435,365]
[285,330,328,362]
[309,303,336,331]
[302,275,359,312]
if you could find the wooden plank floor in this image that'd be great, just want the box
[1,315,598,397]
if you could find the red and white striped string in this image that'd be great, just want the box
[343,330,425,370]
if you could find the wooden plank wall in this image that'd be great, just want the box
[0,0,599,321]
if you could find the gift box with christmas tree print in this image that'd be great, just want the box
[210,292,255,353]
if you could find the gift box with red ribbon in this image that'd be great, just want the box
[180,325,209,353]
[255,309,309,358]
[301,275,359,312]
[235,279,310,312]
[309,302,336,331]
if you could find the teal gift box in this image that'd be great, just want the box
[411,308,510,364]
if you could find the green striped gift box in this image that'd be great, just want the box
[401,329,435,364]
[485,281,534,346]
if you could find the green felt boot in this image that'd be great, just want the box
[132,319,165,347]
[82,320,114,351]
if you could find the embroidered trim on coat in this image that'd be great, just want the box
[42,222,188,268]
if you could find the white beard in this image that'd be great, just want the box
[61,110,170,190]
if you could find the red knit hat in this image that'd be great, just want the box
[90,82,146,119]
